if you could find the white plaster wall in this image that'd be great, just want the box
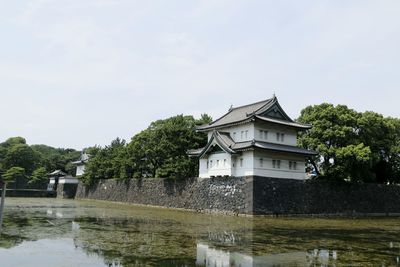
[59,177,79,184]
[254,122,297,146]
[76,165,86,176]
[199,158,209,178]
[198,150,305,179]
[253,151,306,180]
[232,151,254,177]
[200,152,233,178]
[224,124,254,142]
[208,152,232,177]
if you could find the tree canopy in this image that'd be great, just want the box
[81,114,211,185]
[298,103,400,183]
[0,137,81,188]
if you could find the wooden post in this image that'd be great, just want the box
[0,182,6,235]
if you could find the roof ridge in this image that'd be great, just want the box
[231,98,273,110]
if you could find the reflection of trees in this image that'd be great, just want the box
[0,204,75,250]
[73,217,210,266]
[0,233,24,249]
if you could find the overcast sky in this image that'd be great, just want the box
[0,0,399,150]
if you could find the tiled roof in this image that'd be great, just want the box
[197,98,273,131]
[196,96,310,131]
[71,153,90,165]
[48,170,67,176]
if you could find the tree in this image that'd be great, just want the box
[81,114,211,185]
[297,103,372,182]
[3,167,26,189]
[126,115,209,179]
[31,145,81,174]
[1,137,26,147]
[28,167,48,185]
[4,144,40,175]
[81,139,129,185]
[0,137,80,189]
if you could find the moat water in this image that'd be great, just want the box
[0,198,400,266]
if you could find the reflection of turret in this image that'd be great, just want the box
[196,243,339,267]
[207,230,238,244]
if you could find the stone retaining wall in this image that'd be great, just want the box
[76,177,252,215]
[253,178,400,215]
[57,183,78,199]
[76,176,400,216]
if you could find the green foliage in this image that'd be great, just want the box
[3,167,25,182]
[4,144,40,175]
[81,139,129,185]
[298,103,400,183]
[0,137,81,188]
[81,114,210,185]
[31,145,81,176]
[28,167,48,185]
[127,115,208,179]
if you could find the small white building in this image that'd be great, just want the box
[47,170,67,191]
[72,153,90,176]
[47,170,79,191]
[188,96,317,180]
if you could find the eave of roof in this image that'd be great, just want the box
[255,116,311,129]
[48,170,67,176]
[236,141,318,156]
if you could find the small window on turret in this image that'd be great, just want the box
[259,158,263,167]
[273,159,281,169]
[240,158,243,167]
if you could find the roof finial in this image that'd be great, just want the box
[273,91,276,98]
[229,104,233,111]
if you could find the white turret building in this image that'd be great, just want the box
[72,153,90,176]
[188,96,317,180]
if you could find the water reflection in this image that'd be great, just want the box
[198,242,400,267]
[196,243,340,267]
[1,198,400,266]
